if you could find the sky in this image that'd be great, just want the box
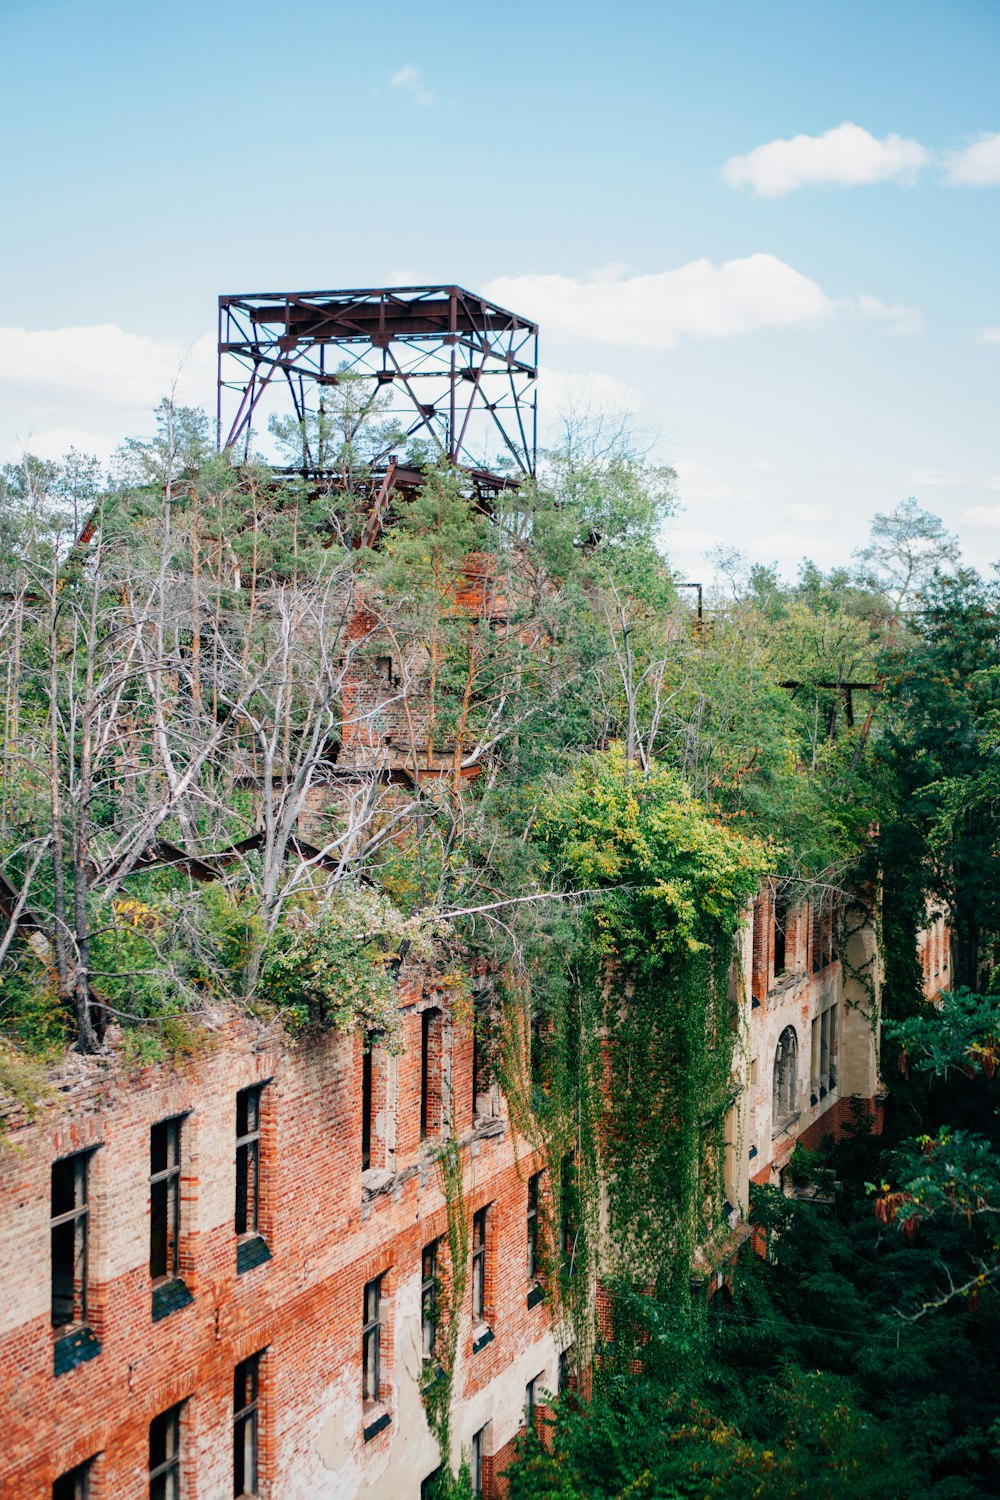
[1,0,999,584]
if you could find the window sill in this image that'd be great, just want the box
[53,1325,101,1377]
[152,1277,194,1322]
[527,1282,545,1310]
[363,1408,391,1442]
[237,1235,272,1274]
[472,1324,495,1355]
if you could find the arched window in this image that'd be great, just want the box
[772,1027,798,1128]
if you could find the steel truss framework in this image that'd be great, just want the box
[217,285,538,486]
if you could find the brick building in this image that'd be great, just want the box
[0,979,570,1499]
[0,879,899,1500]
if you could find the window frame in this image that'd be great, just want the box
[361,1047,373,1172]
[233,1351,261,1498]
[51,1150,93,1332]
[471,1426,486,1498]
[471,1207,488,1324]
[52,1458,93,1500]
[150,1116,183,1284]
[362,1275,383,1406]
[149,1402,184,1500]
[235,1085,263,1239]
[421,1241,438,1364]
[527,1170,542,1282]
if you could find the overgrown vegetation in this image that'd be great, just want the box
[2,397,998,1492]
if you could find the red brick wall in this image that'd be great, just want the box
[0,986,558,1498]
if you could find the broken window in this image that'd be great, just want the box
[421,1241,439,1363]
[560,1154,579,1278]
[772,1027,798,1128]
[472,993,498,1120]
[525,1374,541,1428]
[150,1117,182,1282]
[773,890,788,976]
[149,1403,183,1500]
[362,1276,383,1405]
[471,1426,486,1498]
[235,1086,263,1238]
[233,1352,261,1498]
[51,1151,92,1330]
[361,1047,373,1171]
[527,1170,543,1282]
[52,1460,92,1500]
[420,1007,442,1141]
[471,1207,488,1323]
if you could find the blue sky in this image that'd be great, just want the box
[2,0,999,581]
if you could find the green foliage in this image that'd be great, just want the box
[257,883,440,1045]
[537,744,773,966]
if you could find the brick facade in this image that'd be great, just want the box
[0,987,568,1499]
[0,879,901,1498]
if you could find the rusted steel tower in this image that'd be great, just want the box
[217,285,538,492]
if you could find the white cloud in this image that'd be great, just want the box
[976,326,1000,344]
[0,324,215,463]
[857,294,922,336]
[0,323,215,408]
[787,502,834,524]
[943,132,1000,186]
[485,255,836,350]
[909,468,980,487]
[388,65,436,107]
[723,122,929,197]
[673,460,735,505]
[962,505,1000,528]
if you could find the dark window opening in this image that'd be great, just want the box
[420,1008,442,1141]
[149,1403,183,1500]
[530,1011,544,1087]
[233,1352,261,1498]
[558,1345,577,1396]
[51,1152,91,1330]
[421,1241,438,1363]
[773,1026,798,1128]
[773,891,788,975]
[527,1171,542,1282]
[53,1460,92,1500]
[235,1085,263,1237]
[525,1375,539,1427]
[560,1154,578,1278]
[471,1426,486,1498]
[363,1276,382,1405]
[361,1048,373,1171]
[150,1117,182,1282]
[471,1207,488,1323]
[472,995,497,1120]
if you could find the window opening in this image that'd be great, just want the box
[420,1008,442,1141]
[527,1171,542,1281]
[773,890,788,976]
[150,1117,182,1282]
[233,1352,261,1498]
[53,1460,92,1500]
[772,1027,798,1128]
[558,1345,576,1395]
[51,1152,91,1330]
[560,1154,578,1277]
[421,1241,438,1363]
[471,1207,488,1323]
[235,1086,262,1237]
[149,1403,183,1500]
[362,1276,382,1405]
[361,1047,373,1171]
[471,1426,486,1497]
